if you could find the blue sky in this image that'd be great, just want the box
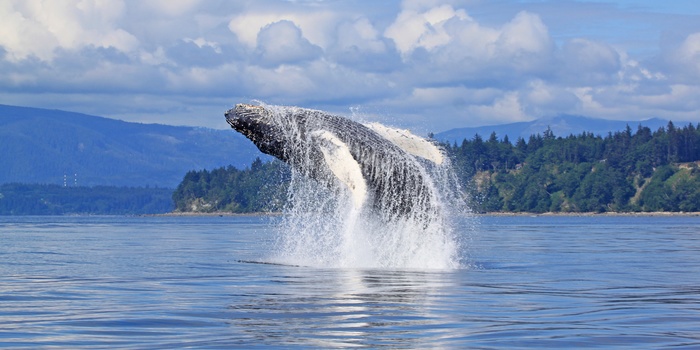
[1,0,700,134]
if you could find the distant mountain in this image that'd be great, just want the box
[0,104,265,188]
[435,115,674,143]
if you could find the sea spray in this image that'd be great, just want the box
[249,104,470,269]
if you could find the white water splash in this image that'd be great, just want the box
[259,104,470,269]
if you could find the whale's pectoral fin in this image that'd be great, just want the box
[311,130,367,208]
[364,123,444,165]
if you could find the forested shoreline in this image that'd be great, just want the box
[173,121,700,214]
[172,159,289,213]
[0,184,173,215]
[449,122,700,213]
[7,122,696,216]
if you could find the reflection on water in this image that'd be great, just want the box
[228,267,458,348]
[1,215,699,348]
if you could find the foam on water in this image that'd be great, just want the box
[258,104,470,269]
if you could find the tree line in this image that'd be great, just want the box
[0,183,173,215]
[172,121,700,214]
[448,122,700,213]
[172,158,289,213]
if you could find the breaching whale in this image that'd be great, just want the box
[225,103,446,221]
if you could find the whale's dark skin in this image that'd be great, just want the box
[225,104,438,220]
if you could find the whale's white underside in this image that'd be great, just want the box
[312,125,443,210]
[312,130,368,208]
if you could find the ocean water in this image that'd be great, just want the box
[1,215,699,349]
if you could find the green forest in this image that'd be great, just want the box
[448,122,700,213]
[172,158,289,213]
[173,121,700,214]
[0,184,173,215]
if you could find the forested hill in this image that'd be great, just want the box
[172,159,289,213]
[448,122,700,213]
[172,121,700,214]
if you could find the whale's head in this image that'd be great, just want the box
[225,104,286,159]
[225,103,268,135]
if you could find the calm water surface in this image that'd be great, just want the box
[1,215,699,348]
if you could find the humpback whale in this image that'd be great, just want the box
[225,103,446,221]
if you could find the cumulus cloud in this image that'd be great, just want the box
[678,33,700,64]
[666,32,700,81]
[1,0,700,131]
[228,9,338,49]
[523,80,581,116]
[328,17,401,72]
[166,38,232,68]
[253,20,323,67]
[383,6,555,90]
[494,11,554,70]
[385,6,553,66]
[557,38,621,86]
[335,17,386,55]
[0,0,138,61]
[385,4,467,55]
[141,0,202,17]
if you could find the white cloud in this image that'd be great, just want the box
[139,46,172,66]
[385,6,553,67]
[557,38,621,85]
[494,11,553,67]
[678,33,700,60]
[385,4,469,55]
[1,0,700,131]
[253,20,323,67]
[184,37,222,54]
[524,80,580,116]
[567,83,700,123]
[468,92,528,123]
[0,0,138,61]
[383,7,555,90]
[244,64,317,98]
[0,3,57,60]
[409,86,501,106]
[141,0,202,17]
[335,17,386,55]
[670,32,700,79]
[163,63,242,95]
[328,17,401,72]
[228,10,338,49]
[499,12,551,53]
